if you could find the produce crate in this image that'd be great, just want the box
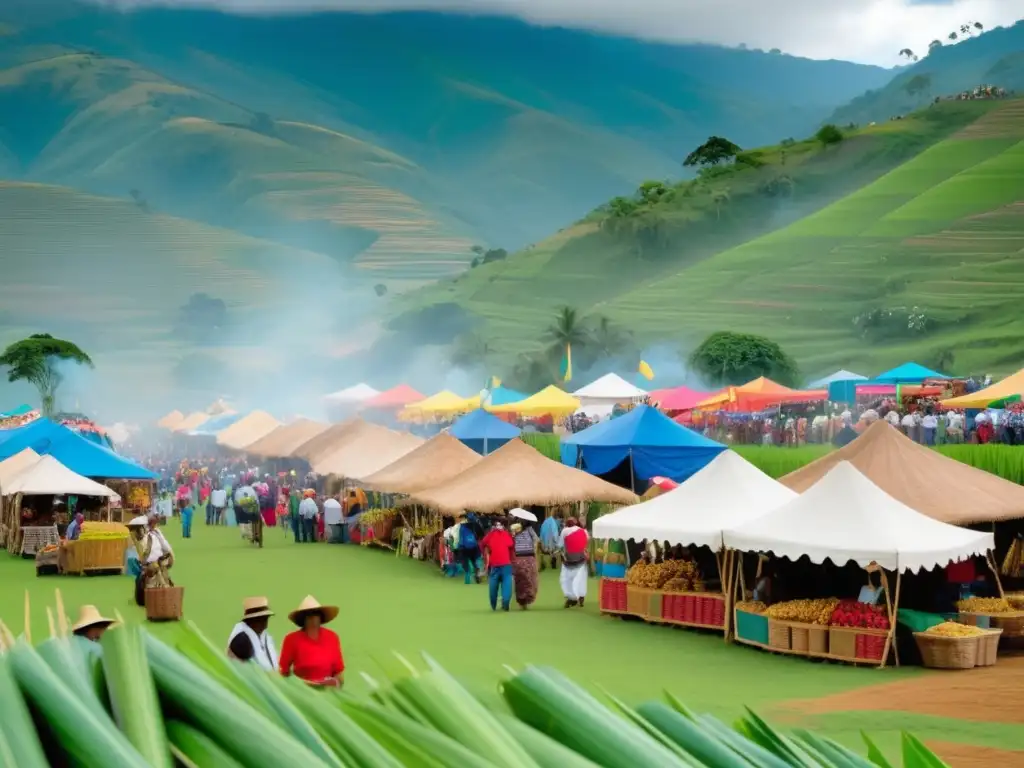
[913,632,978,669]
[768,620,791,650]
[600,579,628,613]
[855,629,890,662]
[661,593,680,622]
[735,609,769,646]
[682,594,698,624]
[699,595,726,628]
[789,622,828,655]
[646,591,663,621]
[627,585,652,617]
[976,629,1002,667]
[61,538,128,575]
[828,627,857,659]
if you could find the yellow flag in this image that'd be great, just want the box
[638,360,655,381]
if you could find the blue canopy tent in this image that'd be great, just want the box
[486,386,528,407]
[0,404,34,418]
[561,404,725,488]
[449,409,521,455]
[190,412,244,436]
[806,369,868,389]
[0,419,156,480]
[875,362,949,384]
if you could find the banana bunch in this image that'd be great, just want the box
[764,598,840,625]
[626,560,703,590]
[735,600,767,614]
[80,523,130,541]
[924,621,986,638]
[956,597,1013,614]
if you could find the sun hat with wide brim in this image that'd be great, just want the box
[287,595,339,626]
[71,605,116,634]
[241,596,274,621]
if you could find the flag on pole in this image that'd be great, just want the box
[560,344,572,382]
[638,360,655,381]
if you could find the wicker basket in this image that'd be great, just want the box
[913,632,978,669]
[975,629,1002,667]
[828,627,858,660]
[990,612,1024,639]
[789,622,828,654]
[768,620,791,650]
[145,586,184,622]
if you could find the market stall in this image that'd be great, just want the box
[244,418,330,459]
[448,409,521,455]
[724,461,995,668]
[0,448,42,551]
[593,450,796,636]
[215,410,282,451]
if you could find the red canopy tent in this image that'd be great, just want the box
[360,385,425,410]
[649,385,712,412]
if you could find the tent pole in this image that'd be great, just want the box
[879,569,901,669]
[628,448,635,494]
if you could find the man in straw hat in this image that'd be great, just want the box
[226,597,279,671]
[278,595,345,687]
[71,605,116,643]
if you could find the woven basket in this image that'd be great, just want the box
[768,620,791,650]
[913,632,978,669]
[975,629,1002,667]
[789,622,828,654]
[145,586,184,622]
[990,612,1024,639]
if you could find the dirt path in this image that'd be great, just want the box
[780,655,1024,724]
[927,742,1024,768]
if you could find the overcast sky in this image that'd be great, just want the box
[103,1,1024,65]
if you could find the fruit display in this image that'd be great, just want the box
[361,508,398,526]
[735,600,767,614]
[764,598,840,625]
[79,523,130,542]
[956,597,1013,614]
[922,621,986,638]
[830,600,891,630]
[626,560,703,591]
[127,486,151,510]
[37,544,59,555]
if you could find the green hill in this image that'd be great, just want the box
[0,1,894,259]
[829,20,1024,126]
[383,98,1024,381]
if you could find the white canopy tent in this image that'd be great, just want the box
[573,373,647,408]
[323,383,380,404]
[723,461,993,573]
[593,450,796,549]
[3,455,120,499]
[0,448,41,493]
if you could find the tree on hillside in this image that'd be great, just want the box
[683,136,742,168]
[637,180,669,205]
[948,32,958,42]
[0,334,93,416]
[928,39,943,52]
[468,244,508,265]
[176,293,228,344]
[689,331,799,387]
[899,48,918,62]
[815,124,844,147]
[544,306,590,360]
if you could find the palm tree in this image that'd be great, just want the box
[898,48,917,62]
[544,306,590,361]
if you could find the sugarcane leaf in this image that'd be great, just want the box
[603,690,701,766]
[636,701,756,768]
[167,721,246,768]
[901,733,951,767]
[861,732,896,768]
[0,656,49,768]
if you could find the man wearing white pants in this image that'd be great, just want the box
[559,518,590,608]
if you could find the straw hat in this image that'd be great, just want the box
[241,596,274,622]
[71,605,116,634]
[287,595,338,626]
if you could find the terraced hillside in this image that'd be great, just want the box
[386,99,1024,379]
[0,52,475,287]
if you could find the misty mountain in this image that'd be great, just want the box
[0,1,895,252]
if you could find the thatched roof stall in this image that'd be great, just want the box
[782,420,1024,525]
[216,411,282,451]
[173,412,209,433]
[359,433,482,494]
[403,438,637,515]
[156,410,184,430]
[312,422,424,479]
[244,419,330,459]
[292,419,361,465]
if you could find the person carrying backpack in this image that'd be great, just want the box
[456,514,481,584]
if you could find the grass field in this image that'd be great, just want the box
[2,524,1022,762]
[391,99,1024,379]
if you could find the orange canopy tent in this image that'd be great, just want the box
[360,385,424,410]
[695,377,827,412]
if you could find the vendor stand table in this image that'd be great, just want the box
[59,538,128,575]
[19,525,59,557]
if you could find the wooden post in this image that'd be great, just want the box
[876,566,901,669]
[985,552,1006,599]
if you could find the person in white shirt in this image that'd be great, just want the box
[210,487,227,526]
[226,597,278,671]
[132,513,174,606]
[921,411,938,445]
[298,492,318,544]
[323,498,343,543]
[885,409,900,426]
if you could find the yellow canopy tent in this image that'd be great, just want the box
[486,385,580,417]
[399,390,471,422]
[942,369,1024,409]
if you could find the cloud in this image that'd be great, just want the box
[98,0,1023,64]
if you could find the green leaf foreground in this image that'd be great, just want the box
[0,622,949,767]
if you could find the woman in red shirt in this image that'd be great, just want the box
[278,595,345,688]
[480,520,515,612]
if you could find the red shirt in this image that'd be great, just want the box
[481,528,514,568]
[278,628,344,683]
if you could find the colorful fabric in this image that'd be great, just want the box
[512,555,538,606]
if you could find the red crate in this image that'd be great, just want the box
[662,594,675,621]
[855,631,887,661]
[682,595,697,624]
[706,597,725,628]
